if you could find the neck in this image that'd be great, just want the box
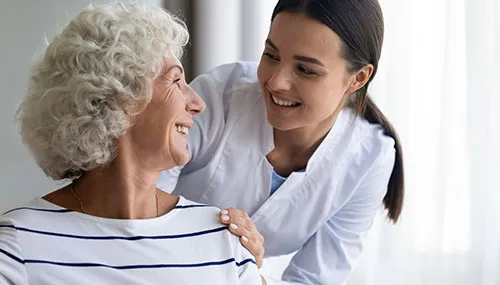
[268,110,339,176]
[69,139,175,220]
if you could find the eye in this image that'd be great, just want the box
[173,78,182,87]
[263,52,280,61]
[296,64,316,76]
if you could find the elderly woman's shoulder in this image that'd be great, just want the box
[172,197,242,243]
[1,198,66,228]
[173,196,222,225]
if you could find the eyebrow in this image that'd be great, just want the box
[265,39,325,67]
[266,39,280,52]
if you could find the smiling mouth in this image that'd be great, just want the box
[174,124,189,135]
[271,95,301,107]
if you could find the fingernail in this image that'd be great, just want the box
[241,236,249,243]
[220,209,228,215]
[221,215,230,221]
[230,223,238,230]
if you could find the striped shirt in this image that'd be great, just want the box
[0,196,260,285]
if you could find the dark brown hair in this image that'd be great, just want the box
[272,0,404,222]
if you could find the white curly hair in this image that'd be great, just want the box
[17,3,189,180]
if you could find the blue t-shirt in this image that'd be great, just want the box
[270,170,287,196]
[270,169,305,196]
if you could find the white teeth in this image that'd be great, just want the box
[272,95,299,107]
[175,125,189,135]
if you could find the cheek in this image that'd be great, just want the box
[257,59,271,83]
[157,88,180,114]
[303,83,344,112]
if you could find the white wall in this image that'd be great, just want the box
[192,0,277,74]
[0,0,161,212]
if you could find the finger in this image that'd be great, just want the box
[219,207,238,224]
[240,235,264,268]
[226,224,263,257]
[219,210,264,269]
[240,234,263,255]
[227,222,252,239]
[219,207,250,226]
[226,210,256,232]
[237,231,264,258]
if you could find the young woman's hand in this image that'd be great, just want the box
[219,207,265,268]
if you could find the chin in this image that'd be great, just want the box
[173,151,190,167]
[266,115,297,131]
[176,159,189,167]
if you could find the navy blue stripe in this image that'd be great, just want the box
[236,258,256,267]
[174,204,213,209]
[23,257,256,269]
[2,205,211,215]
[3,207,72,215]
[0,248,256,269]
[0,225,15,230]
[0,225,227,241]
[0,248,25,264]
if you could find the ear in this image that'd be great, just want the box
[122,101,145,125]
[345,64,374,95]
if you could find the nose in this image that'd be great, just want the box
[184,85,205,115]
[267,64,292,91]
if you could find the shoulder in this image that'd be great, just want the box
[173,197,251,248]
[2,198,68,227]
[174,196,225,229]
[0,213,20,251]
[339,109,397,203]
[0,203,34,283]
[175,196,221,212]
[173,199,259,283]
[318,108,396,193]
[174,197,256,264]
[343,108,396,167]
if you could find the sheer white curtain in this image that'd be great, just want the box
[349,0,500,284]
[190,0,500,284]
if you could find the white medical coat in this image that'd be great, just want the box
[157,62,396,285]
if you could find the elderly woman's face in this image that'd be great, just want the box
[129,57,205,169]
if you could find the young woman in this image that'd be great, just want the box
[159,0,404,284]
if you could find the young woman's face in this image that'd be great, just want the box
[257,12,355,131]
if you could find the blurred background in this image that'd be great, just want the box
[0,0,499,284]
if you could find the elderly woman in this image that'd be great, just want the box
[0,4,262,285]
